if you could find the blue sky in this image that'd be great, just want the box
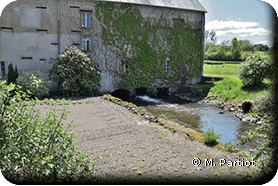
[199,0,277,47]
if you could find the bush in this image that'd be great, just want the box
[49,47,101,96]
[7,62,19,85]
[252,92,274,115]
[0,81,97,184]
[16,70,51,99]
[239,53,272,86]
[204,127,221,146]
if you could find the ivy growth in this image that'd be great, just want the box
[95,2,203,89]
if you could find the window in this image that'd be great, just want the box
[82,37,90,51]
[173,18,184,27]
[165,58,170,72]
[82,13,90,28]
[123,64,128,73]
[122,59,129,73]
[1,61,6,76]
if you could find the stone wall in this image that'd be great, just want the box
[0,0,205,94]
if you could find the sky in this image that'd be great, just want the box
[199,0,277,47]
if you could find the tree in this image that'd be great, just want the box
[231,37,241,60]
[7,62,18,85]
[205,30,217,43]
[14,65,18,80]
[238,40,254,51]
[254,44,269,51]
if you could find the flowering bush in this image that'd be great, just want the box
[239,53,272,86]
[49,47,101,96]
[16,70,51,99]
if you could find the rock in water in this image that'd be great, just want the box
[242,101,253,113]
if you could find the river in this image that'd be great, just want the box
[116,94,263,156]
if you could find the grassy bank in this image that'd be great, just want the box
[202,60,272,114]
[203,61,271,100]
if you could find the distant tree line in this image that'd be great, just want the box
[204,30,270,61]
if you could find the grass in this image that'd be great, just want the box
[203,60,272,103]
[204,62,240,78]
[204,127,221,146]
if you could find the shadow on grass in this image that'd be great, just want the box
[241,82,272,93]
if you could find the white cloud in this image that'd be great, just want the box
[205,19,272,39]
[206,20,259,30]
[216,27,271,37]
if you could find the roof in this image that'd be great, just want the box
[97,0,207,12]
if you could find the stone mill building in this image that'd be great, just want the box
[0,0,207,96]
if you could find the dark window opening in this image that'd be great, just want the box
[122,59,129,73]
[36,6,47,9]
[111,89,130,99]
[1,61,6,76]
[157,88,169,96]
[82,37,90,51]
[135,88,147,96]
[165,58,170,72]
[70,6,80,9]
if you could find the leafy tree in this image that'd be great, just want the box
[231,37,241,60]
[254,44,269,51]
[239,40,254,51]
[205,30,217,43]
[14,65,18,80]
[7,62,18,85]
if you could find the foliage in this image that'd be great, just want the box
[237,121,276,183]
[204,35,268,61]
[49,47,101,96]
[7,62,19,85]
[205,30,217,43]
[16,70,51,99]
[238,40,254,52]
[252,92,274,115]
[95,2,202,89]
[253,44,269,52]
[224,141,237,152]
[0,81,97,184]
[203,127,221,146]
[239,53,272,86]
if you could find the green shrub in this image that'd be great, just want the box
[204,127,221,146]
[0,81,97,184]
[49,47,101,96]
[239,53,272,86]
[7,62,19,85]
[238,120,276,183]
[224,141,237,152]
[16,70,51,99]
[252,92,274,115]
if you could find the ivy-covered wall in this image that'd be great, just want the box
[92,1,204,93]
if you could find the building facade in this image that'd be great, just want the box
[0,0,207,95]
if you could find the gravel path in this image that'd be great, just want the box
[35,96,257,184]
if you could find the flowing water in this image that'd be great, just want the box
[119,94,263,155]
